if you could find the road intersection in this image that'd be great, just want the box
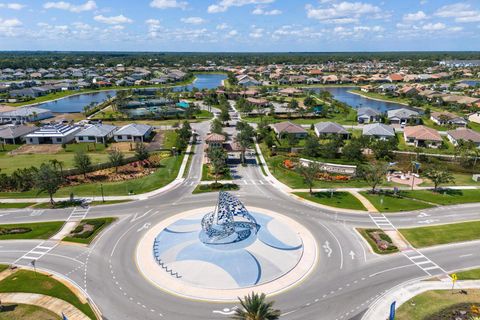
[0,114,479,320]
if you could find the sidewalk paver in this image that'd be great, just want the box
[350,191,379,212]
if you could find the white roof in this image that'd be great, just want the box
[114,123,152,136]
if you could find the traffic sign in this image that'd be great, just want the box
[452,274,458,282]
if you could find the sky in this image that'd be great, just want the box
[0,0,480,51]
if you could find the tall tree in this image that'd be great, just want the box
[236,122,255,164]
[303,136,320,157]
[108,149,125,173]
[74,151,92,179]
[296,161,321,195]
[207,146,227,184]
[211,118,224,134]
[423,167,455,191]
[358,162,388,193]
[35,163,63,206]
[232,292,280,320]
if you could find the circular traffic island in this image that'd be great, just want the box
[136,193,317,301]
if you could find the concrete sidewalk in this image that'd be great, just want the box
[362,279,480,320]
[0,292,90,320]
[350,191,379,212]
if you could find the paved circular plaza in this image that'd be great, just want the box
[136,206,318,301]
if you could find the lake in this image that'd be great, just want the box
[36,73,227,113]
[459,80,480,87]
[307,87,408,112]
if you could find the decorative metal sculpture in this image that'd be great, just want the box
[200,191,259,245]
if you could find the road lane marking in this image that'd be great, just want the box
[130,209,152,223]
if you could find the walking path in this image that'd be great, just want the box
[363,279,480,320]
[349,191,378,212]
[0,292,90,320]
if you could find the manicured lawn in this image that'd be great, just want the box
[401,189,480,206]
[454,268,480,280]
[349,89,411,105]
[0,154,183,198]
[192,183,239,194]
[0,221,63,240]
[0,202,36,209]
[360,191,434,212]
[162,131,179,150]
[0,270,97,319]
[0,303,61,320]
[396,289,480,320]
[399,220,480,248]
[33,200,130,209]
[0,264,8,272]
[294,192,367,211]
[63,218,115,244]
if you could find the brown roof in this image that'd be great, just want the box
[279,87,303,94]
[447,128,480,143]
[388,74,404,81]
[272,121,307,134]
[404,125,442,141]
[205,133,225,143]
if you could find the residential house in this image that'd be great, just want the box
[0,107,53,123]
[279,88,303,96]
[205,133,226,149]
[113,124,153,142]
[0,125,36,144]
[362,123,395,140]
[430,111,467,127]
[387,108,420,125]
[357,107,381,124]
[75,124,117,144]
[387,74,404,83]
[314,122,349,139]
[25,124,81,144]
[447,128,480,148]
[403,125,442,148]
[272,121,308,139]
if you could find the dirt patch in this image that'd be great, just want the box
[8,144,62,155]
[0,227,32,236]
[426,303,480,320]
[147,131,163,151]
[0,105,16,112]
[106,142,135,153]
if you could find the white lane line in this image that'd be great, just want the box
[460,254,473,258]
[110,222,140,257]
[317,221,344,269]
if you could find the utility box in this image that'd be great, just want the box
[473,174,480,182]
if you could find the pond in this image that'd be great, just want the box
[307,87,408,112]
[459,80,480,87]
[36,73,227,113]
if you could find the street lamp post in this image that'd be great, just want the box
[100,184,105,203]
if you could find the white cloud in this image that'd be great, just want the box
[0,3,25,10]
[94,15,133,25]
[305,1,383,24]
[227,29,238,36]
[43,0,97,13]
[422,22,446,31]
[0,17,21,28]
[435,3,480,23]
[252,6,281,15]
[150,0,187,10]
[180,17,205,24]
[403,11,427,22]
[216,23,228,30]
[208,0,274,13]
[146,19,162,37]
[249,27,264,38]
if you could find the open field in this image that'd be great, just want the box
[399,221,480,248]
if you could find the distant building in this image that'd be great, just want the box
[314,122,349,139]
[430,111,467,127]
[113,123,153,142]
[362,123,395,140]
[387,108,420,125]
[447,128,480,148]
[25,124,81,144]
[0,125,36,144]
[403,125,442,148]
[272,121,308,138]
[75,124,117,144]
[357,107,381,124]
[0,107,53,123]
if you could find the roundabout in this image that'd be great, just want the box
[136,192,318,301]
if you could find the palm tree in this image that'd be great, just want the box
[49,159,64,177]
[232,292,280,320]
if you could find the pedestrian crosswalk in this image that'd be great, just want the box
[369,214,396,231]
[369,213,447,276]
[14,240,58,264]
[68,207,90,222]
[402,248,446,276]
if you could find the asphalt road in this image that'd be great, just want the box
[0,113,479,320]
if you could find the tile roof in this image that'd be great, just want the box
[447,128,480,143]
[404,125,442,141]
[314,122,348,134]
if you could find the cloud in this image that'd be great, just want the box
[435,3,480,23]
[180,17,205,24]
[216,23,228,30]
[227,29,238,36]
[403,11,427,22]
[94,14,133,25]
[422,22,446,31]
[208,0,274,13]
[249,26,264,38]
[0,3,25,10]
[252,6,281,15]
[150,0,187,10]
[43,0,97,13]
[305,1,383,24]
[0,17,22,36]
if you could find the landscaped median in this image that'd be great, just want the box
[400,189,480,206]
[293,192,367,211]
[192,183,239,194]
[357,228,399,254]
[0,266,98,319]
[359,191,435,212]
[0,221,64,240]
[399,220,480,248]
[63,218,116,244]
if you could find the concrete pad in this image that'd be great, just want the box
[51,221,78,240]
